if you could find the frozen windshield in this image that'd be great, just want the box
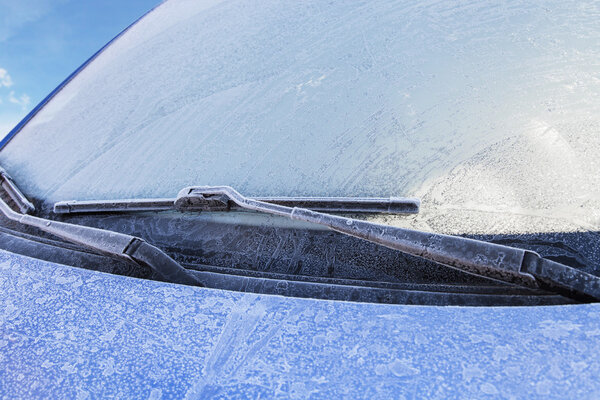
[0,0,599,235]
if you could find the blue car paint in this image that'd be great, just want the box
[1,249,598,399]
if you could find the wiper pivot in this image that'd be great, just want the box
[521,252,600,302]
[123,238,201,285]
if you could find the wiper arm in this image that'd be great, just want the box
[175,186,600,302]
[54,195,420,215]
[0,168,201,287]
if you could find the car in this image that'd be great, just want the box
[1,0,599,398]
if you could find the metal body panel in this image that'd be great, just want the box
[1,248,599,399]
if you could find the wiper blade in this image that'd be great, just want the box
[54,195,420,215]
[0,168,201,287]
[175,186,600,302]
[0,167,35,214]
[54,198,175,214]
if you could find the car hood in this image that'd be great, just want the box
[1,248,599,399]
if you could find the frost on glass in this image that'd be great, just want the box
[0,0,598,235]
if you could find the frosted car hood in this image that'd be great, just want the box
[1,248,599,399]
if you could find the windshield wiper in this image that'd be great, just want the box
[0,167,201,287]
[172,186,600,302]
[54,195,420,215]
[0,167,35,214]
[9,169,600,302]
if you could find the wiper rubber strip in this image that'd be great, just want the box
[175,186,600,302]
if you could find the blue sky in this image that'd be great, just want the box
[0,0,162,137]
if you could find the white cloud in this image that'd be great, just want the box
[8,91,30,110]
[0,68,13,87]
[0,67,31,112]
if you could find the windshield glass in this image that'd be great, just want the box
[0,0,598,237]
